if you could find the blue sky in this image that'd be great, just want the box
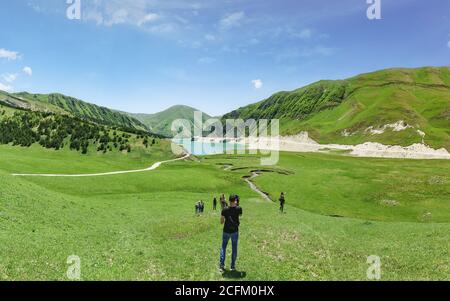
[0,0,449,116]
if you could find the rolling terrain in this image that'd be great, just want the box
[0,90,148,131]
[223,67,450,150]
[0,147,449,280]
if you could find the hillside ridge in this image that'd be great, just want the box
[0,90,149,132]
[223,66,450,150]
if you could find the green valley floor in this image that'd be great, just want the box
[0,145,449,280]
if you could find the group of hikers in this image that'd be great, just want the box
[194,200,205,214]
[195,192,286,272]
[196,193,242,216]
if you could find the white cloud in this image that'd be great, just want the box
[447,40,450,49]
[275,46,336,61]
[84,9,104,25]
[82,0,174,33]
[294,29,312,39]
[161,67,189,81]
[251,79,263,89]
[191,41,202,49]
[0,82,13,92]
[0,48,20,60]
[219,11,245,29]
[197,57,215,64]
[23,66,33,76]
[249,38,259,45]
[137,13,160,26]
[146,23,177,34]
[205,34,216,41]
[2,73,17,83]
[105,8,129,26]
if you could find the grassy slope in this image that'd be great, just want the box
[206,153,450,223]
[131,105,212,137]
[1,91,148,131]
[0,147,449,280]
[0,90,67,114]
[0,139,175,174]
[224,67,450,150]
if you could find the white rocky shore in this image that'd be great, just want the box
[248,132,450,160]
[194,132,450,160]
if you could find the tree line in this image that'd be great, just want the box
[0,108,158,154]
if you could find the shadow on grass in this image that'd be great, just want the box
[222,270,247,279]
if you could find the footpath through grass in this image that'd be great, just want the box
[0,141,175,174]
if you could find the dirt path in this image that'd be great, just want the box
[219,164,273,203]
[12,154,190,178]
[244,172,272,202]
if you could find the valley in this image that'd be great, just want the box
[0,66,449,281]
[0,145,449,280]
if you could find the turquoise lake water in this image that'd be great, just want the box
[174,139,246,156]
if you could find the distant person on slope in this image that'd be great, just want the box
[195,202,200,215]
[219,195,243,272]
[201,200,205,213]
[220,194,228,210]
[279,192,286,213]
[197,201,204,214]
[213,197,218,211]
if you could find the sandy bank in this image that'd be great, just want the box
[247,133,450,160]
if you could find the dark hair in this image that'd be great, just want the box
[229,195,238,203]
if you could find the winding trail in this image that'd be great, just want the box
[12,154,190,178]
[219,164,273,203]
[243,172,272,202]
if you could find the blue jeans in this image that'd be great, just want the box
[220,232,239,269]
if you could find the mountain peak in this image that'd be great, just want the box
[129,105,212,137]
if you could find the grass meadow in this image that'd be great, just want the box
[0,145,449,280]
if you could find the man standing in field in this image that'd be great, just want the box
[219,195,243,272]
[195,201,200,215]
[213,197,218,211]
[220,194,227,210]
[279,192,286,213]
[200,200,205,213]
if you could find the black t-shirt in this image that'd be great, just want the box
[222,206,243,234]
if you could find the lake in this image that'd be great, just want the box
[173,139,246,156]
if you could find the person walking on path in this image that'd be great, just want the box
[219,195,243,272]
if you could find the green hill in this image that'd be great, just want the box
[130,105,212,137]
[0,93,164,155]
[223,67,450,150]
[0,90,148,131]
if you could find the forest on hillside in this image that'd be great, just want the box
[0,107,158,154]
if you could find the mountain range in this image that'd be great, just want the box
[223,66,450,150]
[1,66,449,150]
[0,91,148,132]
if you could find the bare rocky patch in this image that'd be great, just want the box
[427,176,447,185]
[379,199,401,207]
